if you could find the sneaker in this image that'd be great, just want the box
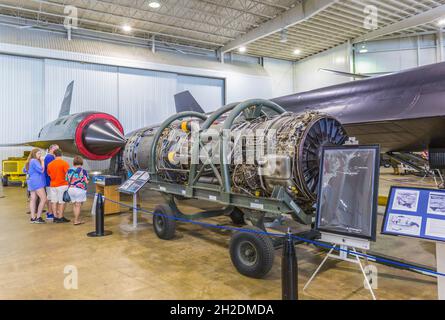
[60,217,71,223]
[30,218,36,224]
[53,218,61,223]
[46,213,54,220]
[35,217,46,224]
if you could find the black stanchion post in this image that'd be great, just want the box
[87,193,112,237]
[96,193,104,235]
[282,228,298,300]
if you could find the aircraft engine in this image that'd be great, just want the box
[124,108,348,205]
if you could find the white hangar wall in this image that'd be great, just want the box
[294,33,444,92]
[355,34,438,75]
[0,25,294,170]
[0,54,44,162]
[293,43,352,92]
[0,56,225,170]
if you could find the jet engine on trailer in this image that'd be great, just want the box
[122,99,348,278]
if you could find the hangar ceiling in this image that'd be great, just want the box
[0,0,444,61]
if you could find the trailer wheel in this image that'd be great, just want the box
[2,176,8,187]
[230,207,245,225]
[229,226,275,278]
[153,204,176,240]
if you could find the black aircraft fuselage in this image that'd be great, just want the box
[272,61,445,153]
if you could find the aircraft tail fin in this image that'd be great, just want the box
[58,81,74,117]
[174,91,205,113]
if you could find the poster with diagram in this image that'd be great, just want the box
[391,189,419,212]
[385,213,422,236]
[427,192,445,216]
[382,187,445,243]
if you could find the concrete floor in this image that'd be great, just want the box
[0,171,439,300]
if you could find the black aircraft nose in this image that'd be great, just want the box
[82,119,126,155]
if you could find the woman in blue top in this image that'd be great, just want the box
[24,148,47,224]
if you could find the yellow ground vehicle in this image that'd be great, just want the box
[1,152,29,187]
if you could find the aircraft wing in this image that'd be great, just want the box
[0,142,33,147]
[0,139,74,152]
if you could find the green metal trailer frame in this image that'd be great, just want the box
[142,99,317,278]
[145,99,314,227]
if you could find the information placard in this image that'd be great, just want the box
[119,171,151,194]
[382,186,445,242]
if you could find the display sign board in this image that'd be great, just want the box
[315,145,380,241]
[119,171,151,194]
[382,186,445,243]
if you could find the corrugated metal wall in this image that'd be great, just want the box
[44,60,119,120]
[118,67,178,131]
[0,54,44,162]
[0,53,224,172]
[177,75,224,112]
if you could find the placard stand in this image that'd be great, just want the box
[132,192,138,228]
[118,171,151,233]
[303,233,377,300]
[120,192,149,232]
[381,186,445,300]
[437,242,445,300]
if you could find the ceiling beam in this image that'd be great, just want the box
[220,0,338,53]
[0,4,224,46]
[353,3,445,43]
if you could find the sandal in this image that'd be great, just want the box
[73,221,85,226]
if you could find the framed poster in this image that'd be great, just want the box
[382,186,445,243]
[315,145,380,241]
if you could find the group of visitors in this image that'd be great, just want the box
[24,144,89,225]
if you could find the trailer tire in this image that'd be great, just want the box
[229,226,275,278]
[153,204,176,240]
[230,207,245,225]
[2,176,8,187]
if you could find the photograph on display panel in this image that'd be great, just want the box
[315,145,380,241]
[392,189,420,212]
[382,187,445,242]
[427,192,445,216]
[385,213,422,236]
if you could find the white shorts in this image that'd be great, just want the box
[50,186,68,204]
[68,188,87,203]
[45,187,53,202]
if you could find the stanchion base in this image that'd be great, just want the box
[120,223,149,232]
[87,230,113,237]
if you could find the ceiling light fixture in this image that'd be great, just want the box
[438,18,445,26]
[359,44,368,53]
[238,46,247,53]
[122,24,132,32]
[149,1,161,8]
[293,49,301,55]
